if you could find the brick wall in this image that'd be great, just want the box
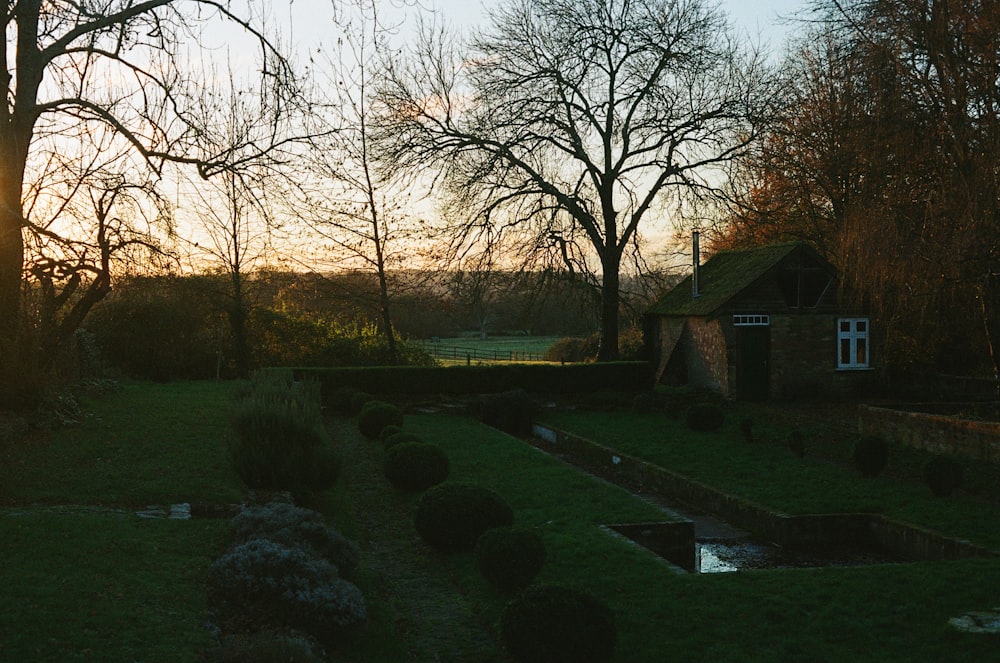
[859,405,1000,463]
[683,318,728,396]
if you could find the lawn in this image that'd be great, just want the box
[3,382,1000,662]
[537,407,1000,550]
[405,411,1000,662]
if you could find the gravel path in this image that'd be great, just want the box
[330,418,504,663]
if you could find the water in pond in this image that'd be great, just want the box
[697,539,902,573]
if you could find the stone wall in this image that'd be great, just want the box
[859,405,1000,463]
[534,422,996,561]
[683,318,728,396]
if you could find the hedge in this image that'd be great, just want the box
[290,363,654,402]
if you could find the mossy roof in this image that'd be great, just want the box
[648,242,826,317]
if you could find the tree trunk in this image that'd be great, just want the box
[596,256,620,361]
[230,271,251,379]
[0,203,23,343]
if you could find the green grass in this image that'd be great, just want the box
[0,510,228,660]
[0,381,244,506]
[406,412,1000,662]
[0,380,405,663]
[6,383,1000,661]
[429,334,563,354]
[0,381,246,661]
[538,408,1000,550]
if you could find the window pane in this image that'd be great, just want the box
[841,339,852,365]
[856,320,867,333]
[840,320,851,332]
[857,338,867,365]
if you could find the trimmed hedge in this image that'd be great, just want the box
[500,585,616,663]
[685,403,725,432]
[383,442,450,492]
[414,482,514,552]
[853,436,889,478]
[924,455,964,497]
[292,363,654,402]
[475,526,546,594]
[357,401,403,439]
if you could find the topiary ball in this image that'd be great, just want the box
[924,455,964,497]
[475,526,546,594]
[414,482,514,552]
[378,424,403,445]
[348,391,372,416]
[853,435,889,478]
[383,442,450,492]
[357,401,403,439]
[500,585,616,663]
[383,431,424,450]
[685,403,725,432]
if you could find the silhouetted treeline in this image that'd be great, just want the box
[82,269,676,380]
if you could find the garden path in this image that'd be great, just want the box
[329,418,506,663]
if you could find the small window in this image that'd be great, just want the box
[733,314,770,326]
[838,318,870,369]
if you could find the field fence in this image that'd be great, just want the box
[417,341,547,363]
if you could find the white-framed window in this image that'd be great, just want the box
[838,318,869,369]
[733,314,770,326]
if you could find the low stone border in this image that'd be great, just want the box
[859,404,1000,463]
[532,423,997,563]
[604,521,696,572]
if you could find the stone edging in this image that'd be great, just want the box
[532,423,997,563]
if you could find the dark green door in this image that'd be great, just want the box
[737,326,770,400]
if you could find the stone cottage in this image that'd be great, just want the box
[645,240,874,400]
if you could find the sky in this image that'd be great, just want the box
[283,0,811,61]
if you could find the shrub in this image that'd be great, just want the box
[787,430,805,458]
[500,585,616,663]
[924,455,964,497]
[357,400,403,439]
[476,389,536,436]
[853,436,889,478]
[414,482,514,552]
[230,502,361,579]
[383,430,423,450]
[739,417,754,443]
[207,630,325,663]
[685,403,725,432]
[229,372,340,494]
[230,401,341,493]
[326,386,361,416]
[280,579,368,646]
[348,391,372,415]
[475,527,546,594]
[383,442,450,492]
[543,337,590,363]
[206,539,366,644]
[378,424,403,445]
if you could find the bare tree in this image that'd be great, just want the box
[374,0,774,359]
[290,0,426,364]
[0,0,298,400]
[179,61,295,378]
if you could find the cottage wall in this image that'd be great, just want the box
[682,318,728,395]
[722,313,873,398]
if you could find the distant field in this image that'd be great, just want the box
[416,334,567,363]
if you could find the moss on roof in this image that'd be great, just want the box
[648,242,812,317]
